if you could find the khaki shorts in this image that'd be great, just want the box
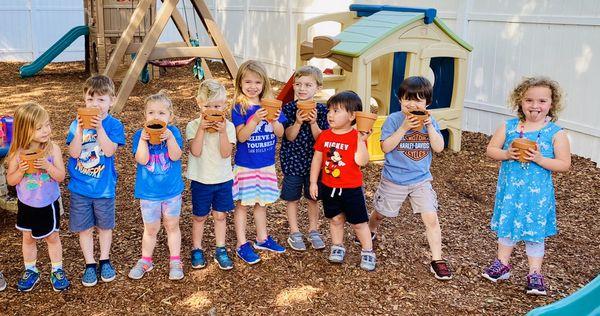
[373,177,438,217]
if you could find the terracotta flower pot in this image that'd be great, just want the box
[297,100,316,119]
[19,148,44,174]
[203,109,224,133]
[78,107,101,129]
[144,119,167,145]
[407,110,430,131]
[261,98,282,121]
[511,138,537,162]
[355,112,378,132]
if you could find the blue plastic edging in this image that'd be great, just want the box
[349,4,437,24]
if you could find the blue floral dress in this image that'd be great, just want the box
[491,118,562,243]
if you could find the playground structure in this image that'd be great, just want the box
[294,5,472,159]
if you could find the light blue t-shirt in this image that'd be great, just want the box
[132,125,184,200]
[380,111,441,185]
[66,115,126,198]
[232,103,287,169]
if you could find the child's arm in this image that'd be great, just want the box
[381,116,418,153]
[215,121,233,158]
[189,119,211,157]
[6,153,29,186]
[529,130,571,172]
[135,130,150,165]
[236,108,266,142]
[34,143,66,182]
[424,117,444,153]
[271,109,285,138]
[68,121,83,158]
[308,108,323,140]
[285,109,306,141]
[161,128,183,161]
[486,122,520,161]
[92,116,118,157]
[354,131,370,166]
[309,151,323,200]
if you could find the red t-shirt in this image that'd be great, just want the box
[314,129,362,188]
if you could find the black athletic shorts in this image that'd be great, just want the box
[320,185,368,224]
[16,199,61,239]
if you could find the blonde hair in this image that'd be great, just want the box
[145,89,174,113]
[84,74,115,97]
[8,103,51,160]
[294,65,323,86]
[509,76,564,122]
[233,60,272,115]
[196,79,227,103]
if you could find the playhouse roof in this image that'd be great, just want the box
[331,11,473,58]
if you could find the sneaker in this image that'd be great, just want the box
[0,272,6,291]
[526,273,547,295]
[328,245,346,263]
[307,230,326,250]
[50,269,70,292]
[236,242,261,264]
[287,232,306,251]
[17,269,40,292]
[214,247,233,270]
[169,261,184,280]
[353,232,377,245]
[81,265,98,287]
[430,259,453,280]
[191,249,206,269]
[482,259,511,282]
[360,250,376,271]
[128,259,154,280]
[254,236,286,253]
[99,261,116,282]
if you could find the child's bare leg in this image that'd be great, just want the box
[254,204,268,242]
[45,232,63,263]
[286,200,300,233]
[22,231,37,264]
[307,199,320,232]
[497,242,515,265]
[330,214,346,245]
[421,212,442,260]
[192,215,207,249]
[528,256,544,274]
[163,216,181,258]
[79,228,95,263]
[98,228,112,260]
[525,241,545,274]
[352,222,373,250]
[368,211,386,233]
[141,221,161,258]
[234,203,248,247]
[212,211,227,247]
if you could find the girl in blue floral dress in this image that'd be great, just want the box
[482,77,571,295]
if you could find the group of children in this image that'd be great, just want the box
[1,58,570,296]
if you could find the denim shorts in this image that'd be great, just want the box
[280,174,315,201]
[140,194,182,223]
[191,180,234,217]
[69,192,116,232]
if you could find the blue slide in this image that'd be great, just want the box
[527,275,600,316]
[19,25,89,78]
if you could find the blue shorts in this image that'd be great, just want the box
[69,192,116,232]
[140,194,182,223]
[191,180,234,217]
[280,174,315,201]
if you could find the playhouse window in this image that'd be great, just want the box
[428,57,455,110]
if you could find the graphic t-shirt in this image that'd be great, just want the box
[16,155,60,207]
[380,111,441,185]
[66,115,125,198]
[132,125,184,200]
[232,103,286,169]
[314,129,362,188]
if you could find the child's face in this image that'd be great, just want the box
[85,91,114,118]
[521,86,552,122]
[293,75,320,101]
[32,118,51,144]
[197,99,227,113]
[327,104,355,130]
[145,101,172,123]
[240,71,264,101]
[400,97,427,112]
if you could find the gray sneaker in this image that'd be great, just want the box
[128,259,153,280]
[169,261,184,280]
[307,230,326,250]
[360,250,376,271]
[287,232,306,251]
[0,272,6,291]
[328,245,346,263]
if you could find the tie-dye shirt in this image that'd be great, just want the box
[16,155,60,208]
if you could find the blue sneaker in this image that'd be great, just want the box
[17,269,40,292]
[214,247,233,270]
[100,262,116,282]
[50,269,70,291]
[191,249,206,269]
[236,242,261,264]
[254,235,286,253]
[81,266,98,287]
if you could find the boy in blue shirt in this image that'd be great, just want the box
[368,76,452,280]
[67,75,125,286]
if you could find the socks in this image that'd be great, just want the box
[141,256,153,263]
[24,260,38,273]
[169,256,181,263]
[51,261,63,272]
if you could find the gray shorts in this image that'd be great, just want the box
[69,191,116,232]
[373,177,438,217]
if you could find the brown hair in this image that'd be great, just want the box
[509,76,563,122]
[233,60,272,115]
[397,76,433,105]
[7,103,51,160]
[294,65,323,86]
[327,90,363,125]
[84,74,115,97]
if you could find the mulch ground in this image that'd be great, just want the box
[0,61,598,315]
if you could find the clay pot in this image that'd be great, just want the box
[203,109,224,133]
[261,98,282,121]
[355,112,378,132]
[511,138,537,162]
[144,119,167,145]
[407,110,430,131]
[19,148,44,174]
[78,107,101,129]
[297,100,316,119]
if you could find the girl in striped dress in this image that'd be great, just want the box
[231,60,286,264]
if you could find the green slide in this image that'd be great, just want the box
[19,25,89,78]
[527,275,600,316]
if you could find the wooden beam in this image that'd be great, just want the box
[148,46,222,60]
[111,0,179,113]
[126,41,188,54]
[103,0,153,78]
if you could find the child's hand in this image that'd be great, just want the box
[505,146,520,160]
[214,121,227,134]
[270,109,283,123]
[525,145,542,163]
[252,108,268,123]
[17,160,29,173]
[200,118,212,130]
[400,115,420,131]
[295,109,308,124]
[141,130,150,141]
[308,108,318,125]
[75,115,83,131]
[90,114,103,130]
[33,158,50,170]
[358,129,372,141]
[309,182,319,200]
[423,116,433,127]
[160,128,173,142]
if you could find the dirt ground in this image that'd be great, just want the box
[0,61,598,315]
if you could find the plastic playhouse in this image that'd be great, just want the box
[295,5,473,160]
